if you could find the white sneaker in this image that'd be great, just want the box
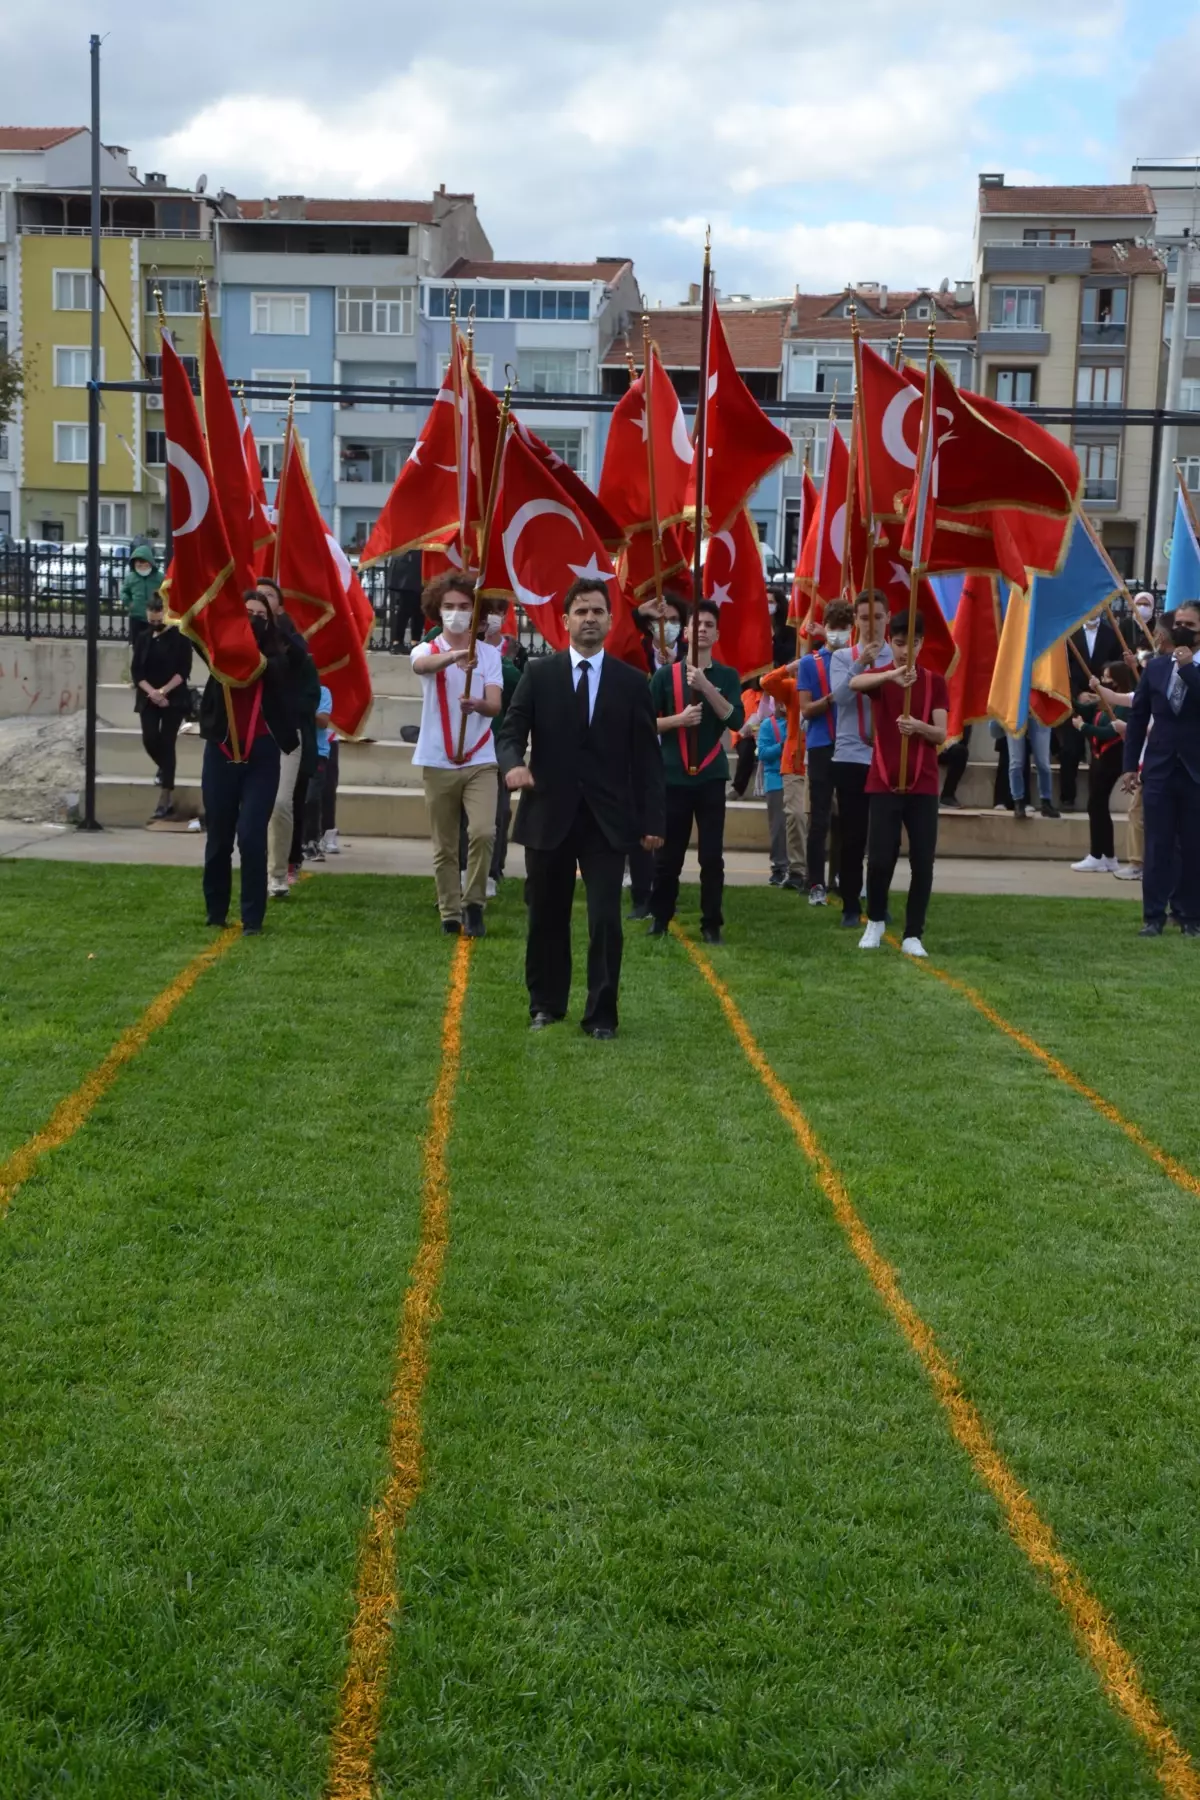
[1113,864,1143,881]
[900,936,928,958]
[267,878,289,899]
[1071,855,1105,872]
[485,877,497,898]
[322,828,340,854]
[808,883,827,907]
[858,920,886,950]
[1098,855,1120,872]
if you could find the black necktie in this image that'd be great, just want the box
[576,659,590,731]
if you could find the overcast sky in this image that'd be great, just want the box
[4,0,1199,299]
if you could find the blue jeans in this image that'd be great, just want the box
[1007,717,1052,804]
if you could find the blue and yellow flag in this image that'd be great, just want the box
[988,512,1121,734]
[1165,483,1200,617]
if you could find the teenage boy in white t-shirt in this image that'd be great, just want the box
[411,571,503,937]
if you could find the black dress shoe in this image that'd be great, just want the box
[628,902,651,921]
[205,915,227,928]
[442,918,462,935]
[529,1010,557,1030]
[1013,800,1029,819]
[463,903,486,938]
[242,924,262,937]
[1039,800,1061,819]
[939,793,961,809]
[1138,921,1164,937]
[582,1024,616,1039]
[700,925,723,945]
[647,918,669,937]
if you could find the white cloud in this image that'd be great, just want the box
[659,215,968,297]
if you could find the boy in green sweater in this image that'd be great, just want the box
[648,597,744,944]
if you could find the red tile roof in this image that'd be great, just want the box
[446,258,632,281]
[1089,242,1165,275]
[603,303,790,367]
[0,126,84,150]
[782,290,977,343]
[235,198,436,223]
[979,182,1155,218]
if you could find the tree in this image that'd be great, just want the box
[0,348,22,429]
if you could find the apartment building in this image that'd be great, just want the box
[212,190,492,545]
[778,283,978,566]
[1131,158,1200,574]
[974,175,1165,578]
[0,125,213,544]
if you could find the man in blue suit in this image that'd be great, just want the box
[1123,599,1200,936]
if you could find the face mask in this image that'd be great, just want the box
[442,608,472,635]
[1136,603,1153,620]
[825,628,850,649]
[1171,621,1198,648]
[662,620,681,647]
[250,614,270,644]
[133,563,151,577]
[152,619,166,634]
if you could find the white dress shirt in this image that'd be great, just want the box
[569,645,605,724]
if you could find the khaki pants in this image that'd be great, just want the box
[782,772,807,879]
[423,763,498,919]
[268,745,302,886]
[1126,784,1144,865]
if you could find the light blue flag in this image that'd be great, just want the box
[927,573,965,623]
[1166,486,1200,616]
[990,512,1121,733]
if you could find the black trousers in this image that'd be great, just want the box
[866,791,940,941]
[832,761,870,919]
[806,743,835,888]
[626,842,654,907]
[524,802,626,1031]
[651,780,727,931]
[731,735,757,797]
[1087,749,1123,860]
[1057,720,1086,808]
[201,735,281,929]
[939,725,971,801]
[140,706,183,789]
[321,739,340,834]
[303,756,327,844]
[492,780,511,880]
[290,768,311,866]
[1142,767,1200,927]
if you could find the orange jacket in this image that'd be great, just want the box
[761,666,805,776]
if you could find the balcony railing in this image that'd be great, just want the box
[1080,321,1127,346]
[1083,478,1119,502]
[19,225,206,240]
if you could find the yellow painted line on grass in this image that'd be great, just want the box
[675,923,1200,1800]
[884,935,1200,1201]
[0,925,240,1219]
[325,934,472,1800]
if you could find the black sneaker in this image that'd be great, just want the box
[629,902,652,921]
[442,918,462,935]
[463,903,486,938]
[1014,800,1029,819]
[1039,800,1061,819]
[940,793,961,809]
[701,925,723,945]
[647,918,669,937]
[1138,921,1164,937]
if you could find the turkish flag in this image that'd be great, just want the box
[689,301,792,534]
[158,332,261,686]
[275,431,374,737]
[856,341,924,522]
[946,574,1002,740]
[787,467,819,623]
[466,361,503,555]
[199,310,256,595]
[422,527,467,587]
[360,358,462,565]
[796,420,850,616]
[597,344,693,537]
[703,507,773,677]
[483,431,646,667]
[870,520,957,677]
[512,415,623,549]
[240,416,276,575]
[621,519,692,599]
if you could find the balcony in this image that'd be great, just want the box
[1080,320,1127,348]
[977,329,1050,355]
[0,285,7,311]
[981,242,1091,277]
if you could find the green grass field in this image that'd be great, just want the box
[1,860,1197,1798]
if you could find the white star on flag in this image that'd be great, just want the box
[708,581,733,608]
[567,554,615,584]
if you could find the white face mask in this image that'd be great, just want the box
[1135,603,1153,619]
[825,628,850,649]
[442,608,472,635]
[662,620,681,647]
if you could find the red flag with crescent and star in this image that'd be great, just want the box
[870,519,958,677]
[199,308,256,596]
[359,357,462,565]
[482,431,646,667]
[702,506,774,677]
[274,429,374,737]
[687,301,793,535]
[158,332,262,686]
[512,415,624,549]
[597,345,693,540]
[796,419,849,618]
[787,466,819,623]
[240,415,276,574]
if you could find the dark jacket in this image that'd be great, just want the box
[1123,654,1200,785]
[497,650,666,853]
[131,625,192,713]
[276,613,322,773]
[198,636,309,755]
[1067,620,1123,698]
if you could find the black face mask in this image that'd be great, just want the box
[1171,621,1199,648]
[251,614,271,646]
[152,620,166,633]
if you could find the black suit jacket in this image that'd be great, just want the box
[1068,620,1123,697]
[1123,655,1200,785]
[497,651,666,852]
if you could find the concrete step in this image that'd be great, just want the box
[939,761,1128,814]
[97,727,425,787]
[96,683,423,736]
[95,775,430,835]
[99,640,425,696]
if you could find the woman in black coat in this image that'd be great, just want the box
[131,594,193,819]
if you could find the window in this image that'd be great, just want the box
[336,286,415,335]
[787,429,818,475]
[251,369,310,413]
[78,498,129,539]
[1080,285,1127,343]
[144,278,212,316]
[39,520,64,542]
[469,288,506,319]
[54,422,104,463]
[815,357,854,397]
[54,346,103,386]
[538,430,585,479]
[1179,379,1200,411]
[509,289,590,321]
[1076,364,1123,406]
[340,361,417,411]
[914,302,932,319]
[427,286,452,319]
[339,440,413,485]
[810,422,848,479]
[516,349,591,394]
[1181,456,1200,493]
[1078,439,1119,502]
[1163,304,1200,341]
[145,430,167,465]
[437,352,494,388]
[988,286,1044,330]
[993,368,1036,405]
[143,352,199,385]
[1023,228,1075,245]
[256,437,309,482]
[54,269,94,310]
[251,292,309,335]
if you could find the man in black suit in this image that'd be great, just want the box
[497,580,666,1038]
[1059,611,1124,808]
[1122,600,1200,936]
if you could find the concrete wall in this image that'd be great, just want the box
[0,637,89,718]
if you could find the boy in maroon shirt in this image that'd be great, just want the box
[848,609,948,957]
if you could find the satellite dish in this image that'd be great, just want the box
[196,173,208,193]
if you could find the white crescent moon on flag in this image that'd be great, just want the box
[670,397,694,465]
[166,439,210,537]
[714,528,736,571]
[503,497,580,608]
[881,387,920,471]
[324,533,352,591]
[829,503,847,566]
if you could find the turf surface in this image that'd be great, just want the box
[0,864,1195,1797]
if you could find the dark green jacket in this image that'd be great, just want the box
[650,658,745,785]
[119,561,162,620]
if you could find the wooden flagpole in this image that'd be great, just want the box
[893,309,907,370]
[454,385,512,763]
[690,227,713,667]
[897,319,938,792]
[1066,633,1119,723]
[794,439,811,660]
[273,382,296,584]
[839,304,860,605]
[642,315,669,664]
[851,308,877,609]
[1076,505,1157,651]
